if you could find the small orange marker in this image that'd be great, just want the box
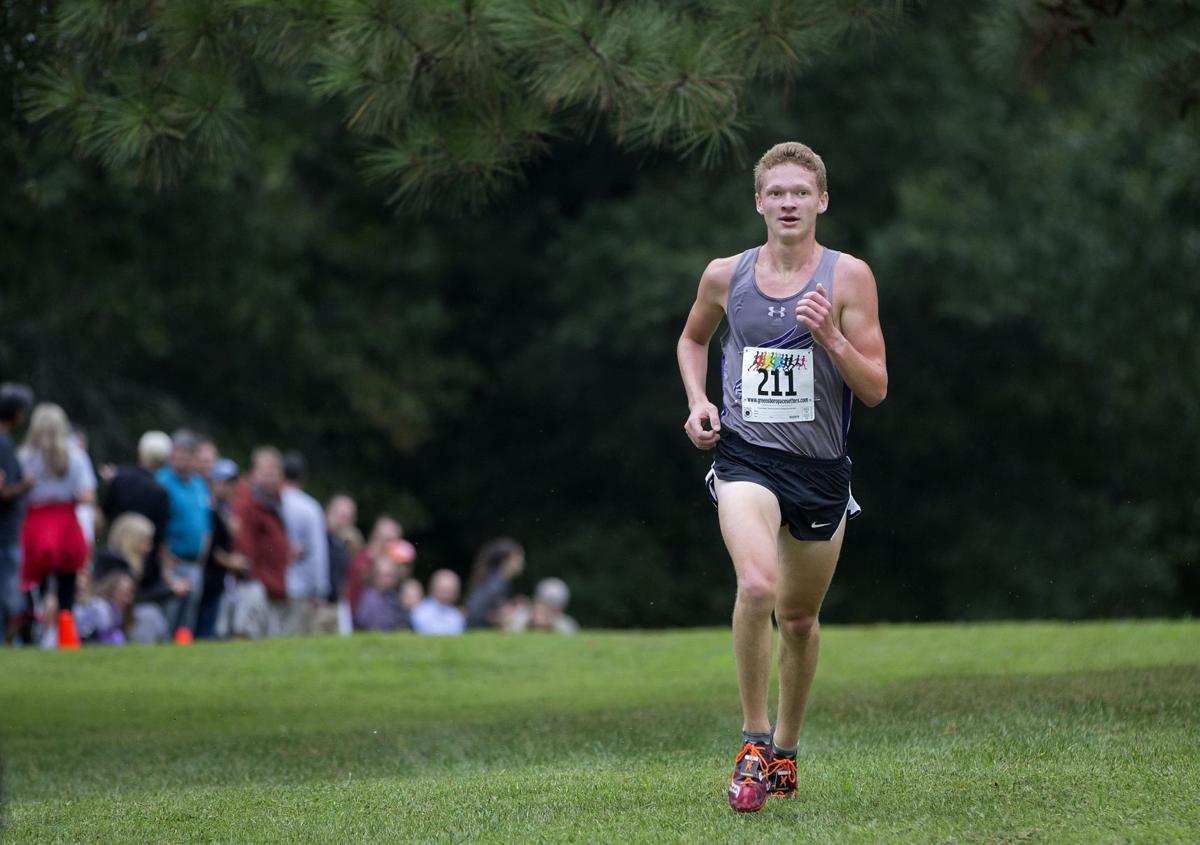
[57,610,82,650]
[173,627,194,645]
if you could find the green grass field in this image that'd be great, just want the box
[1,621,1197,843]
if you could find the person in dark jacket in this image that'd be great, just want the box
[100,431,189,624]
[0,382,35,643]
[196,458,248,639]
[324,493,361,602]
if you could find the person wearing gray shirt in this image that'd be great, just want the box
[676,142,887,813]
[281,452,330,635]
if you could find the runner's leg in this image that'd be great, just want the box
[772,513,846,749]
[716,479,782,734]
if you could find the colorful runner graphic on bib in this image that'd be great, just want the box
[740,345,815,423]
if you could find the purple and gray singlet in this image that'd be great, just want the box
[719,245,852,460]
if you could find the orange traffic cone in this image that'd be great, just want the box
[57,610,81,650]
[173,626,194,645]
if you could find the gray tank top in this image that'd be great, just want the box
[719,246,852,459]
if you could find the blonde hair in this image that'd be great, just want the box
[753,142,827,195]
[106,512,154,579]
[22,403,71,477]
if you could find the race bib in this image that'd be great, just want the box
[740,346,815,423]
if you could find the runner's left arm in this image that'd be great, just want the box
[794,256,887,407]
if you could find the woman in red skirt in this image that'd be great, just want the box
[18,403,96,646]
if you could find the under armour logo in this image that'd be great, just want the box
[767,306,786,318]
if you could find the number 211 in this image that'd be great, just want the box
[756,368,797,397]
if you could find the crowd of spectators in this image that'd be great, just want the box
[0,383,578,649]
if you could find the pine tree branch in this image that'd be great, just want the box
[21,0,920,206]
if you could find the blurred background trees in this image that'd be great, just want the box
[2,0,1197,625]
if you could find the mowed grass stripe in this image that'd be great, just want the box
[2,621,1197,843]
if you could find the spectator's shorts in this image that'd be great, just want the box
[229,581,270,639]
[706,430,858,542]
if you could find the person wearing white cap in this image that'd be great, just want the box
[530,578,579,634]
[504,577,579,635]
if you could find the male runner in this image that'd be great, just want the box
[676,142,887,812]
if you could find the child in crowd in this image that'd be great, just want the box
[400,577,424,614]
[75,570,137,645]
[354,551,412,632]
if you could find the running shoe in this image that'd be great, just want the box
[727,740,772,812]
[767,753,797,798]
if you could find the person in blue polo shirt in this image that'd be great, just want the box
[156,430,211,635]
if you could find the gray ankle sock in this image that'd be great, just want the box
[772,743,798,758]
[743,730,772,746]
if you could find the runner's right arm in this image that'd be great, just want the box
[677,257,735,450]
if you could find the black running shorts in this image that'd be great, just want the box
[706,430,852,542]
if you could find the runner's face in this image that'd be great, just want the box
[755,164,827,240]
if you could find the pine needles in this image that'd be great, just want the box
[19,0,910,209]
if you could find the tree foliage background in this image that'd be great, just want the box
[2,0,1197,626]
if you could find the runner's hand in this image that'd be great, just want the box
[684,401,722,450]
[796,283,841,349]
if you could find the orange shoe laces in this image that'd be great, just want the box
[734,741,769,782]
[769,755,797,785]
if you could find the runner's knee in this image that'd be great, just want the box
[737,573,777,609]
[776,611,819,641]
